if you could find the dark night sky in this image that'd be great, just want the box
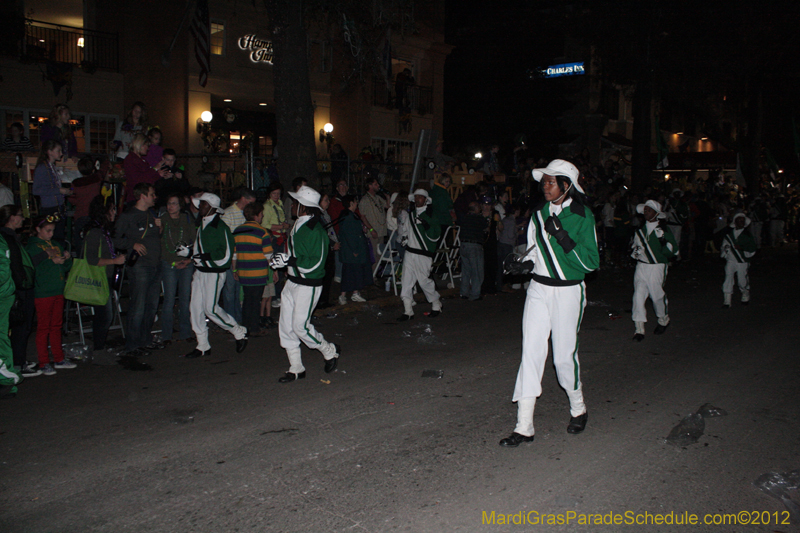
[442,1,590,159]
[441,0,800,173]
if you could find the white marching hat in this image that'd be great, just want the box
[636,199,662,215]
[288,185,321,209]
[192,192,224,213]
[730,212,751,228]
[532,159,585,194]
[409,189,432,205]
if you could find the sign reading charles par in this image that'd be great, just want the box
[238,34,274,64]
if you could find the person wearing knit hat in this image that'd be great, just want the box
[720,212,756,307]
[499,159,599,448]
[396,189,442,321]
[630,200,677,341]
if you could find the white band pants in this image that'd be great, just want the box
[191,270,247,352]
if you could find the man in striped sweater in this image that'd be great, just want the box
[269,186,340,383]
[232,202,273,336]
[499,160,599,448]
[185,193,248,358]
[631,199,677,341]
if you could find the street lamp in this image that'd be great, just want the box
[196,111,213,134]
[319,122,334,143]
[319,122,334,151]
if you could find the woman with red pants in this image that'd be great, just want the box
[25,216,75,375]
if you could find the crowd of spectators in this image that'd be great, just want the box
[0,103,798,398]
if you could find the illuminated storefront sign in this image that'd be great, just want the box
[542,62,585,78]
[238,34,274,64]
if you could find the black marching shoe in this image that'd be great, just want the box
[428,309,441,318]
[396,314,414,322]
[653,323,669,335]
[499,432,534,447]
[567,412,588,434]
[236,336,248,353]
[185,349,208,359]
[324,344,341,373]
[633,333,644,342]
[278,371,306,383]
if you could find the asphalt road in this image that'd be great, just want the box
[1,247,798,533]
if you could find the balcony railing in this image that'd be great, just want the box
[372,79,433,116]
[21,19,119,72]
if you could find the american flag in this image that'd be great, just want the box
[191,0,211,87]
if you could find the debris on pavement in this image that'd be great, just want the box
[421,369,444,379]
[696,403,728,417]
[666,403,729,446]
[118,356,153,371]
[63,342,90,361]
[754,471,800,523]
[665,413,705,446]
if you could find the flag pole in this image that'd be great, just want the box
[162,0,195,67]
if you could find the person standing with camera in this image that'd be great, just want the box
[115,183,163,356]
[499,160,599,448]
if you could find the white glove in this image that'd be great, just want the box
[176,244,190,257]
[192,255,203,267]
[631,246,642,260]
[400,237,408,247]
[269,253,290,269]
[654,227,664,239]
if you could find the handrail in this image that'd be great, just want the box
[26,18,118,38]
[20,18,120,72]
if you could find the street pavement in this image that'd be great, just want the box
[1,247,798,532]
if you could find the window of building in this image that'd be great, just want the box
[211,21,225,56]
[70,115,86,153]
[8,108,117,156]
[229,132,240,154]
[28,112,50,148]
[259,136,273,158]
[88,116,118,154]
[2,110,25,135]
[371,138,415,165]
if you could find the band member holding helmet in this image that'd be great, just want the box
[499,159,599,448]
[396,189,442,321]
[720,212,756,307]
[630,199,677,341]
[269,185,340,383]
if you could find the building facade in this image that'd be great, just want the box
[1,0,451,175]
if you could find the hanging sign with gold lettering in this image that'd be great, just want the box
[238,35,274,64]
